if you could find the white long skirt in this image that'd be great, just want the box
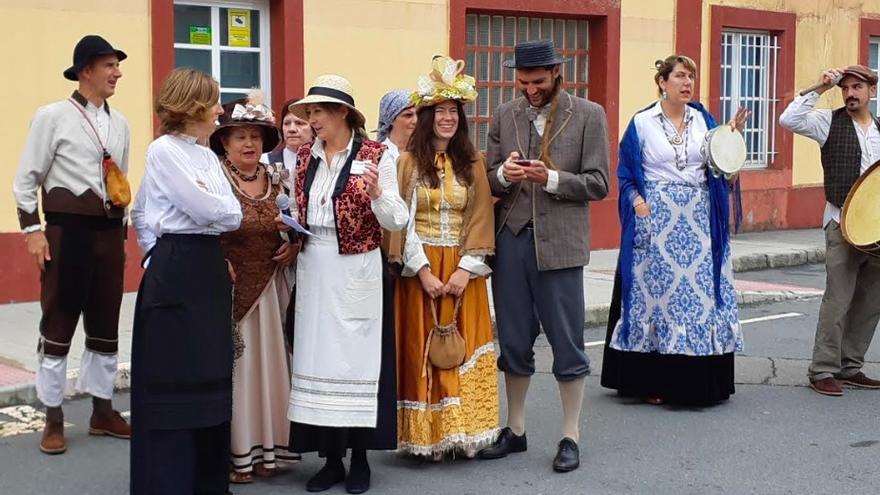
[231,269,298,473]
[287,227,383,428]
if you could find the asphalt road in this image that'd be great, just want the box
[1,265,878,495]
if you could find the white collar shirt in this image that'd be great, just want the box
[634,101,709,185]
[778,91,880,226]
[132,133,242,255]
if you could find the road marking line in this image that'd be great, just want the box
[583,312,804,349]
[740,312,803,325]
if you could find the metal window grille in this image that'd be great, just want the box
[869,37,880,115]
[464,14,590,151]
[720,30,779,169]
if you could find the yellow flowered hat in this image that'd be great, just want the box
[410,55,478,107]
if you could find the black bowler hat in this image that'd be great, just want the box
[503,39,570,69]
[63,35,127,81]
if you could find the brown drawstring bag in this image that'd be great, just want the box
[424,297,466,370]
[420,297,466,420]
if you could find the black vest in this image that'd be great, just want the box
[820,108,880,207]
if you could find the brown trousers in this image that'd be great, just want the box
[39,214,125,357]
[809,220,880,381]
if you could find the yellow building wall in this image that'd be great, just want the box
[2,0,153,233]
[619,0,677,138]
[699,0,880,186]
[302,0,449,135]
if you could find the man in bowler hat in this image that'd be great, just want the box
[478,39,610,472]
[13,35,132,454]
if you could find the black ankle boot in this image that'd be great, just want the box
[306,457,345,492]
[346,450,370,494]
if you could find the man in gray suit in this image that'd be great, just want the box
[478,40,609,472]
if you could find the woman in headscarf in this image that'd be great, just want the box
[376,89,417,163]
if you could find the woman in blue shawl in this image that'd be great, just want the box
[601,55,749,406]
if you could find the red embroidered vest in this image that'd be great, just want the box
[295,137,386,254]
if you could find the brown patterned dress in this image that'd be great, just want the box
[220,165,298,474]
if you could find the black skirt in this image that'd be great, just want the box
[601,268,735,406]
[289,255,397,457]
[130,234,234,430]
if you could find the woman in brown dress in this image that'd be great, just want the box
[209,92,299,484]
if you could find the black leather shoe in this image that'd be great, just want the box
[346,457,371,494]
[478,427,527,460]
[306,459,346,492]
[552,437,580,472]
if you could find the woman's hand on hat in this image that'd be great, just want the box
[363,163,382,200]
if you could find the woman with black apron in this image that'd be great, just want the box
[130,67,243,495]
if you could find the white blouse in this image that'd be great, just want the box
[132,133,242,255]
[634,101,709,185]
[304,135,408,231]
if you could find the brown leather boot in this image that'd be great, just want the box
[89,410,131,439]
[40,421,66,455]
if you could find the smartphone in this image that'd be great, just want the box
[511,159,533,166]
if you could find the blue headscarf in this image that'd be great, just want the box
[376,89,413,143]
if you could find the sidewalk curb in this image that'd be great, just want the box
[732,247,825,273]
[0,288,823,408]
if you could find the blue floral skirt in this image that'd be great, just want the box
[610,181,743,356]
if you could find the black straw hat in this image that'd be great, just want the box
[64,35,127,81]
[503,39,570,69]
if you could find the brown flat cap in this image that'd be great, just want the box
[838,64,878,86]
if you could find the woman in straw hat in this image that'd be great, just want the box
[209,92,300,484]
[387,56,499,461]
[130,67,241,495]
[286,74,408,494]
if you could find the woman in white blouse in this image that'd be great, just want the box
[285,75,408,494]
[130,68,243,495]
[602,55,749,407]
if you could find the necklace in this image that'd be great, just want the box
[224,158,261,182]
[659,111,691,171]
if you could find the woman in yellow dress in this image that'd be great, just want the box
[389,56,499,460]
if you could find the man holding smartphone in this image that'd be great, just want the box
[479,39,610,472]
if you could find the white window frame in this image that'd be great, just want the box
[868,36,880,116]
[173,0,271,105]
[720,29,779,169]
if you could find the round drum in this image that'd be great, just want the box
[702,126,746,178]
[842,160,880,258]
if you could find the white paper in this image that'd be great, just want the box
[280,212,314,236]
[350,160,370,175]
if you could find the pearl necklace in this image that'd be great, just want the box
[659,111,691,171]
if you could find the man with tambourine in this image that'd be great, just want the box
[780,65,880,396]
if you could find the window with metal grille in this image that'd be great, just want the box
[720,30,779,169]
[464,14,590,151]
[868,36,880,115]
[173,0,271,104]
